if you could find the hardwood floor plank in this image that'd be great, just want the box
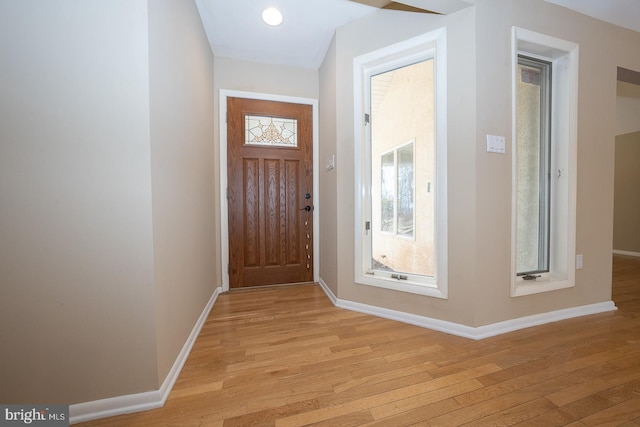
[368,379,483,419]
[333,363,435,394]
[579,397,640,426]
[455,347,629,407]
[276,364,501,426]
[475,334,630,388]
[306,410,375,427]
[511,408,576,426]
[349,352,440,379]
[222,398,319,427]
[546,378,610,407]
[363,398,462,427]
[558,378,640,420]
[428,389,552,426]
[168,380,224,400]
[317,363,501,407]
[425,348,512,379]
[459,397,557,426]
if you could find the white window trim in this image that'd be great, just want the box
[354,28,448,299]
[511,27,579,297]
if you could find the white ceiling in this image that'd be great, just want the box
[194,0,379,69]
[544,0,640,33]
[195,0,640,70]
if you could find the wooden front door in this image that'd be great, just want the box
[227,97,313,288]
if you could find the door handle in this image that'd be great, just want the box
[300,205,312,212]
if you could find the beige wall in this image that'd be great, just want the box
[213,57,319,100]
[614,132,640,253]
[613,77,640,254]
[0,0,217,405]
[319,38,339,295]
[616,81,640,135]
[148,0,217,383]
[320,0,640,327]
[0,0,158,403]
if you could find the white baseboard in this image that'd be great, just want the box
[317,277,616,340]
[69,286,222,424]
[613,249,640,257]
[318,277,337,305]
[469,301,617,339]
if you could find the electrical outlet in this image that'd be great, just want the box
[576,254,583,269]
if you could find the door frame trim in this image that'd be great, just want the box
[219,90,319,292]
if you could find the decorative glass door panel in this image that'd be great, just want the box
[245,115,298,147]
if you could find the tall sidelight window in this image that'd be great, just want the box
[516,56,551,276]
[511,27,579,297]
[354,29,448,298]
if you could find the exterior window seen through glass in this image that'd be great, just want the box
[397,143,414,237]
[370,59,434,277]
[380,152,395,233]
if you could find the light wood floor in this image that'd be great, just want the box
[79,255,640,426]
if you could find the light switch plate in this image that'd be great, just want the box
[486,134,506,154]
[325,154,335,171]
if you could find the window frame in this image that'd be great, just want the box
[511,27,579,297]
[380,140,416,240]
[515,55,552,276]
[354,29,448,299]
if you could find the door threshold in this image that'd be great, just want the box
[227,281,317,292]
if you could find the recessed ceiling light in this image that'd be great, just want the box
[262,7,283,26]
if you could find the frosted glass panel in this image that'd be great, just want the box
[245,115,297,147]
